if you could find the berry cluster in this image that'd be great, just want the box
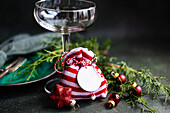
[130,82,142,96]
[105,93,120,109]
[112,72,126,84]
[112,72,142,96]
[105,72,143,109]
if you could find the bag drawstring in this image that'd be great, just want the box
[66,57,97,67]
[54,52,98,74]
[54,52,68,74]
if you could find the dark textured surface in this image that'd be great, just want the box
[0,0,170,40]
[0,0,170,113]
[0,40,170,113]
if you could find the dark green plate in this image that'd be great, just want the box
[0,55,55,86]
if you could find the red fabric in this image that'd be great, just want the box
[66,67,78,74]
[60,47,108,100]
[81,50,93,60]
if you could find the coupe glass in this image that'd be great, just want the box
[34,0,96,52]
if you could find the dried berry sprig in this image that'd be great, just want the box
[99,61,169,112]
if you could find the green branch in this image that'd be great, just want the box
[8,34,169,112]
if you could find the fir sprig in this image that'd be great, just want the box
[8,34,169,112]
[9,49,63,82]
[100,61,169,112]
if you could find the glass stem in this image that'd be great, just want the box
[62,33,70,52]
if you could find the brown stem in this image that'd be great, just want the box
[98,63,138,73]
[53,49,63,54]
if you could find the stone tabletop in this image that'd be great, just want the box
[0,0,170,112]
[0,36,170,113]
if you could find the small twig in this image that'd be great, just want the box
[98,63,137,73]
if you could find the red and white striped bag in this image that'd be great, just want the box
[54,47,108,100]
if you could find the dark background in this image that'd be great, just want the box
[0,0,170,40]
[0,0,170,59]
[0,1,170,113]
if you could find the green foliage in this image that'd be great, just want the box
[9,50,62,82]
[9,33,169,112]
[103,61,169,112]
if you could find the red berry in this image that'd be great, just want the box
[116,74,126,83]
[136,86,142,95]
[132,86,142,96]
[105,93,120,109]
[108,93,120,106]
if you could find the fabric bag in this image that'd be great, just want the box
[55,47,108,100]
